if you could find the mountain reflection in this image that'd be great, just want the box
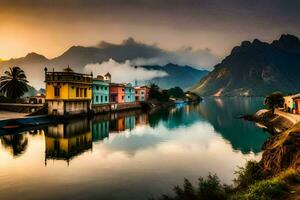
[197,98,268,154]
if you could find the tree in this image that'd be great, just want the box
[149,84,170,102]
[0,66,28,100]
[167,87,185,99]
[264,92,284,114]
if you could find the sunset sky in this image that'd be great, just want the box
[0,0,300,60]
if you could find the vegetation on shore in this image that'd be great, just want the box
[151,161,299,200]
[148,84,201,103]
[264,92,284,114]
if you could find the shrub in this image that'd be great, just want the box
[153,174,227,200]
[230,177,289,200]
[234,160,266,189]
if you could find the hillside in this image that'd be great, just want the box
[191,34,300,96]
[0,38,207,90]
[142,63,208,89]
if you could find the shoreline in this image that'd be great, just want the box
[242,108,300,175]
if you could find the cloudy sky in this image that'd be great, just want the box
[0,0,300,60]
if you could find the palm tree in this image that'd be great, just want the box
[0,66,28,100]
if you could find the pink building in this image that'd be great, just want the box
[134,86,149,101]
[109,83,125,103]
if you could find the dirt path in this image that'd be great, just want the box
[275,110,300,125]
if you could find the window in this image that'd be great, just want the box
[135,91,138,94]
[100,95,103,102]
[105,96,108,102]
[96,96,99,102]
[54,87,60,97]
[96,86,99,90]
[122,96,124,100]
[80,88,83,97]
[76,88,79,97]
[141,91,144,94]
[84,88,87,97]
[122,88,124,91]
[105,86,107,90]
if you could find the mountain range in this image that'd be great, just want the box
[0,38,208,90]
[191,34,300,96]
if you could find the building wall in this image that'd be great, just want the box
[284,96,294,112]
[47,100,65,115]
[46,83,92,100]
[125,87,135,102]
[92,80,109,104]
[135,87,149,101]
[295,99,300,114]
[47,100,90,115]
[109,85,125,103]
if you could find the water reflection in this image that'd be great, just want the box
[0,99,268,161]
[1,134,28,157]
[0,99,269,200]
[45,119,93,164]
[197,98,267,153]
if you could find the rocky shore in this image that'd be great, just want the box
[242,109,300,176]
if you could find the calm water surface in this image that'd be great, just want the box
[0,98,268,200]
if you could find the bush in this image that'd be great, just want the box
[153,174,227,200]
[234,160,266,189]
[230,178,289,200]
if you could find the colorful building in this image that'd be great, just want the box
[92,74,110,105]
[124,83,135,102]
[44,67,92,116]
[134,86,149,101]
[284,94,300,114]
[109,83,125,103]
[292,94,300,114]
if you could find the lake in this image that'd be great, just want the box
[0,98,268,200]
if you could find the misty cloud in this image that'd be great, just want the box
[84,58,168,83]
[132,46,220,68]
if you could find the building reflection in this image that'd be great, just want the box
[92,120,109,142]
[44,118,92,164]
[0,110,151,163]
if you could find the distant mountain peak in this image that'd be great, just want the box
[191,33,300,96]
[278,34,299,43]
[25,52,47,59]
[96,41,114,48]
[272,34,300,53]
[122,37,138,45]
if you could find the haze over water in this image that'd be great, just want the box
[0,98,268,200]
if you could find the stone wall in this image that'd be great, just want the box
[0,103,44,113]
[92,102,142,114]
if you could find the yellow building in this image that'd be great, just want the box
[44,67,92,116]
